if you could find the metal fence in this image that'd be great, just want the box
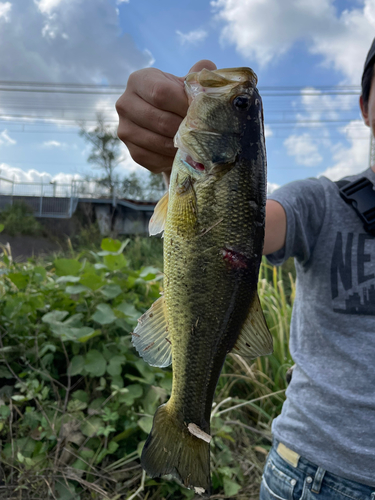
[0,176,165,219]
[0,177,79,218]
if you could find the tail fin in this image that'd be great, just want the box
[141,404,211,495]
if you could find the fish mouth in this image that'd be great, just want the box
[184,67,257,104]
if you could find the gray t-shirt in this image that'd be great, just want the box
[267,167,375,487]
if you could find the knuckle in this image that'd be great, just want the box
[115,95,124,114]
[162,136,175,153]
[117,122,131,144]
[156,112,175,137]
[150,81,168,108]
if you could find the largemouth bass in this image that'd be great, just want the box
[132,67,272,495]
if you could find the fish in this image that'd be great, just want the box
[132,67,273,495]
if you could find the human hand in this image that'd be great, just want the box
[116,60,217,176]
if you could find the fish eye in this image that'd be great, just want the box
[233,95,251,110]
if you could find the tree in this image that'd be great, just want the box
[79,114,121,197]
[79,114,167,201]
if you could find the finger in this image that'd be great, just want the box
[118,119,176,159]
[117,93,182,139]
[126,141,175,174]
[187,59,217,74]
[131,69,188,118]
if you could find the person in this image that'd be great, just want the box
[116,38,375,499]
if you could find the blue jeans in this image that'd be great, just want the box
[260,441,375,500]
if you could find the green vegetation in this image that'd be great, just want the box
[0,239,294,500]
[0,202,43,237]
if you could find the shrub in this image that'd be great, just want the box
[0,202,43,237]
[0,241,293,499]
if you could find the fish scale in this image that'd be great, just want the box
[132,67,273,495]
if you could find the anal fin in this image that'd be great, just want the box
[132,296,172,367]
[233,293,273,359]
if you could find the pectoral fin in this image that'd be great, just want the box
[132,296,172,367]
[149,191,169,236]
[233,294,273,359]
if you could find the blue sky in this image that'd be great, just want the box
[0,0,374,192]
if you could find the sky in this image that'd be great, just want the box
[0,0,375,194]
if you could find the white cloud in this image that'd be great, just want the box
[211,0,334,66]
[267,182,279,195]
[0,163,82,196]
[0,1,153,126]
[284,133,323,166]
[176,29,208,45]
[319,120,371,180]
[35,0,66,16]
[116,0,129,3]
[0,0,153,84]
[264,125,273,138]
[41,140,67,148]
[0,1,11,21]
[211,0,375,83]
[0,130,16,146]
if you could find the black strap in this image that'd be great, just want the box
[335,177,375,236]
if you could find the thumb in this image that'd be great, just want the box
[188,59,217,74]
[178,59,217,82]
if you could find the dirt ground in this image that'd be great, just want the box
[0,233,62,262]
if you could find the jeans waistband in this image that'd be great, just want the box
[273,439,375,497]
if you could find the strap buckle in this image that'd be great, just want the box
[338,177,375,236]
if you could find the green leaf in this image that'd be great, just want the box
[76,328,102,343]
[118,383,142,404]
[81,416,103,437]
[100,238,122,253]
[54,258,81,277]
[80,272,104,291]
[68,355,85,376]
[110,375,124,388]
[92,303,116,325]
[114,302,140,320]
[0,223,4,233]
[65,284,90,294]
[107,355,126,376]
[33,266,46,280]
[62,313,84,327]
[50,326,95,342]
[56,275,81,283]
[7,273,29,289]
[84,350,106,377]
[101,284,122,299]
[0,366,13,379]
[42,310,69,324]
[138,416,153,434]
[0,405,10,418]
[139,266,159,279]
[55,480,80,500]
[223,478,241,497]
[99,238,129,255]
[72,390,89,403]
[103,254,127,271]
[108,441,119,454]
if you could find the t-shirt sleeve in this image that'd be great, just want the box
[266,178,326,266]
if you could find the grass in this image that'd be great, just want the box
[0,238,294,500]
